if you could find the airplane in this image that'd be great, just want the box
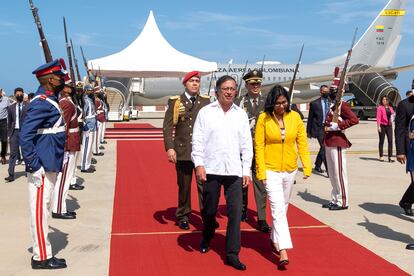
[101,0,412,107]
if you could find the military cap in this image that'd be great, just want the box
[182,71,201,84]
[76,81,84,89]
[32,58,66,78]
[243,69,263,84]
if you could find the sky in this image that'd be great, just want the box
[0,0,413,96]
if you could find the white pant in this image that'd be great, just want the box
[71,151,80,185]
[100,121,106,143]
[325,146,349,207]
[265,169,297,251]
[93,122,102,154]
[52,152,76,214]
[28,172,58,261]
[81,130,93,170]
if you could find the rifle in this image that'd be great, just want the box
[288,44,304,105]
[260,55,266,72]
[29,0,53,62]
[237,59,249,95]
[80,46,94,82]
[71,39,81,82]
[207,71,216,96]
[332,28,358,123]
[63,17,75,86]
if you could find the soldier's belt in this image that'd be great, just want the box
[69,127,79,133]
[37,126,65,135]
[85,115,95,119]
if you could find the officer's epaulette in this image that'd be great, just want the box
[39,94,48,100]
[199,95,210,99]
[169,95,180,100]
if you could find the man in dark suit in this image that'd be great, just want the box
[306,85,330,175]
[163,71,211,230]
[5,87,28,182]
[234,69,270,233]
[395,89,414,217]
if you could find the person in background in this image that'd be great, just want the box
[5,87,28,182]
[255,84,311,269]
[376,95,395,162]
[0,87,11,164]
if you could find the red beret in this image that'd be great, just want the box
[182,71,200,84]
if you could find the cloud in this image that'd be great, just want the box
[71,33,106,48]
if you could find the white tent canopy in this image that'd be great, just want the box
[88,11,217,78]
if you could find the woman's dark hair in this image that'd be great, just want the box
[380,95,389,106]
[264,84,291,114]
[215,75,236,92]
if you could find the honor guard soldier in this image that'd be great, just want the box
[20,59,67,269]
[80,84,96,173]
[52,75,82,220]
[323,78,359,211]
[163,71,211,230]
[92,86,104,156]
[235,69,271,233]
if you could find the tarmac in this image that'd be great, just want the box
[0,117,413,275]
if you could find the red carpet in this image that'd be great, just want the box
[113,122,155,128]
[109,132,408,275]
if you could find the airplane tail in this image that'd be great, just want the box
[315,0,406,68]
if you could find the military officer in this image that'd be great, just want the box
[20,59,67,269]
[80,84,96,173]
[163,71,211,230]
[52,75,82,220]
[235,69,271,233]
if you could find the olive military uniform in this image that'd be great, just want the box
[235,93,267,221]
[163,93,211,223]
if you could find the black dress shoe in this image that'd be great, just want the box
[406,243,414,250]
[81,168,95,173]
[31,256,67,269]
[199,239,210,253]
[399,201,414,216]
[322,202,335,208]
[52,212,76,219]
[67,210,77,216]
[93,152,104,156]
[69,184,85,190]
[4,176,14,182]
[313,167,324,173]
[178,220,190,230]
[214,220,220,229]
[241,212,247,222]
[91,158,97,164]
[226,257,246,271]
[258,220,271,233]
[329,204,348,211]
[99,146,105,150]
[102,140,107,144]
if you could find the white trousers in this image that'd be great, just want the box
[265,169,297,251]
[52,151,76,214]
[93,122,102,154]
[100,121,106,143]
[81,130,93,170]
[325,146,349,207]
[28,172,58,261]
[71,151,80,185]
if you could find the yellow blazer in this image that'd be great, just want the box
[254,110,312,180]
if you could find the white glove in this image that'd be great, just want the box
[28,167,45,187]
[328,122,339,131]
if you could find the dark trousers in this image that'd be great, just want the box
[175,160,203,222]
[378,124,393,158]
[202,174,242,259]
[8,130,19,177]
[401,173,414,205]
[242,162,267,220]
[0,119,7,158]
[315,132,327,171]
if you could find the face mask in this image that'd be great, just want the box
[321,93,329,99]
[16,95,24,102]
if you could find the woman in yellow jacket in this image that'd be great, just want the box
[255,84,311,269]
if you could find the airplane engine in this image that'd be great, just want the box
[348,64,400,107]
